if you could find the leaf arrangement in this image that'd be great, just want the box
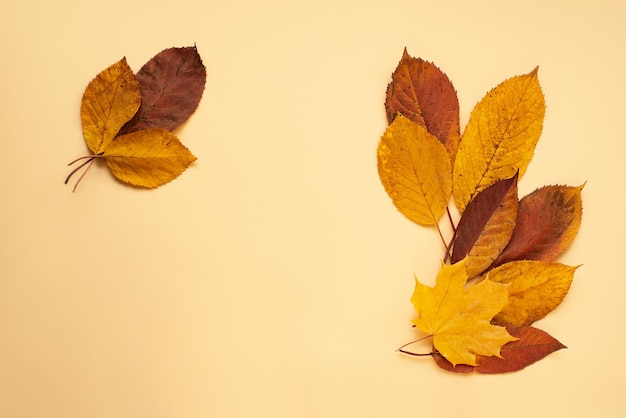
[378,49,584,374]
[65,46,206,191]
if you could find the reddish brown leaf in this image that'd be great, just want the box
[451,173,518,278]
[433,325,566,374]
[118,46,206,135]
[493,184,584,267]
[385,48,460,163]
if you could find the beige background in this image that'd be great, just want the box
[2,0,625,416]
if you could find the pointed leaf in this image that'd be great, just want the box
[433,325,566,373]
[451,173,518,278]
[452,68,545,212]
[493,184,584,266]
[377,115,452,227]
[102,129,197,188]
[118,46,206,135]
[80,58,141,154]
[385,49,460,163]
[488,260,578,326]
[411,262,517,366]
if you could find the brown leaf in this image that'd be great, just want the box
[118,46,206,135]
[385,48,460,163]
[451,173,518,278]
[432,325,566,373]
[493,184,584,266]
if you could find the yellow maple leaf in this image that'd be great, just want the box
[452,68,545,212]
[411,262,518,366]
[103,128,197,188]
[377,115,452,227]
[80,58,141,154]
[488,260,579,326]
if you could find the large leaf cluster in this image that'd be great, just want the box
[378,49,583,373]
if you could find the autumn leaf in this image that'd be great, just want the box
[452,68,545,212]
[487,260,578,326]
[411,262,517,366]
[377,115,452,227]
[103,129,197,188]
[118,46,206,135]
[432,325,566,373]
[385,49,460,163]
[493,184,584,266]
[451,173,518,278]
[67,47,205,191]
[80,58,141,154]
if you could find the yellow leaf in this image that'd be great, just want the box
[411,262,518,366]
[488,260,578,326]
[80,58,141,154]
[102,129,197,188]
[452,68,545,212]
[377,115,452,226]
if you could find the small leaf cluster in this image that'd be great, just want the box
[66,46,206,191]
[378,49,584,374]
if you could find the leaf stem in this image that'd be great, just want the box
[442,207,458,263]
[65,156,97,192]
[67,155,98,166]
[396,334,434,357]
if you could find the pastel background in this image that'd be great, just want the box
[2,0,624,416]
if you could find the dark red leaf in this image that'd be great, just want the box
[118,46,206,135]
[492,184,584,267]
[432,324,566,374]
[432,351,475,373]
[450,173,518,277]
[385,48,460,162]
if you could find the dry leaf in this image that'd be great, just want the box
[80,58,141,154]
[67,46,205,191]
[411,262,517,366]
[118,46,207,135]
[377,54,583,374]
[385,49,460,163]
[493,184,584,266]
[103,129,197,188]
[488,260,578,326]
[452,68,545,212]
[433,325,566,373]
[451,173,518,278]
[377,115,452,227]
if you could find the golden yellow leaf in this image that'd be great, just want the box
[80,58,141,154]
[102,129,197,188]
[411,262,518,366]
[377,115,452,226]
[452,68,545,212]
[488,260,578,326]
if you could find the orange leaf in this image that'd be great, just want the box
[80,58,141,154]
[451,173,518,278]
[103,128,197,188]
[452,68,545,212]
[385,49,460,163]
[493,184,584,266]
[377,115,452,227]
[488,260,578,326]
